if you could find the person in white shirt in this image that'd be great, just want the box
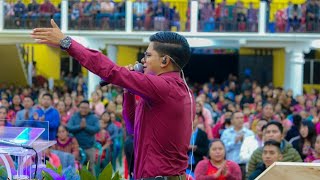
[221,111,254,179]
[240,119,268,163]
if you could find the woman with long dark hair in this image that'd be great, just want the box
[290,120,317,160]
[196,101,213,140]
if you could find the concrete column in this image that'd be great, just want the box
[125,1,133,33]
[61,0,68,32]
[258,1,267,34]
[0,0,4,31]
[284,51,305,96]
[190,1,198,33]
[107,45,118,63]
[87,45,117,98]
[88,71,101,98]
[27,62,33,86]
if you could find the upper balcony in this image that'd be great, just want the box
[0,0,320,48]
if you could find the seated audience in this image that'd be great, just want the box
[194,139,242,180]
[248,140,283,180]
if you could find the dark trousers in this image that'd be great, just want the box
[238,163,246,180]
[124,135,134,179]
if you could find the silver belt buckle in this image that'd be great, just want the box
[155,176,165,180]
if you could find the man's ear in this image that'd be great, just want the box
[160,56,169,68]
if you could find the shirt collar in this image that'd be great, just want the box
[42,106,52,112]
[158,71,181,78]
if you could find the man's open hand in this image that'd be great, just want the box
[31,19,65,46]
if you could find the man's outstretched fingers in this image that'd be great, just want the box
[33,28,53,32]
[51,19,59,29]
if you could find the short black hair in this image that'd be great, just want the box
[42,93,53,100]
[224,118,231,126]
[263,140,281,153]
[262,124,267,132]
[79,100,90,106]
[149,32,190,70]
[265,120,283,134]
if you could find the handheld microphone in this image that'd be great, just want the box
[100,63,144,87]
[133,63,144,73]
[0,139,33,149]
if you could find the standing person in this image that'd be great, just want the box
[32,20,194,179]
[187,114,209,172]
[240,119,268,163]
[15,96,37,127]
[67,100,100,176]
[221,111,254,179]
[34,93,60,140]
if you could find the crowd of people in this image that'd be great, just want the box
[197,0,259,32]
[268,0,320,33]
[186,74,320,179]
[3,0,180,31]
[0,72,126,177]
[7,0,320,33]
[1,70,320,179]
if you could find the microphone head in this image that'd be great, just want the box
[134,63,144,73]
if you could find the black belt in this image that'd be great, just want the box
[137,174,186,180]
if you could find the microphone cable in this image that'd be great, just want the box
[22,146,38,179]
[167,55,195,179]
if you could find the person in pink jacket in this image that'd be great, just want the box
[196,101,214,140]
[90,91,105,116]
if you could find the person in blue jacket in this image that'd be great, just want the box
[67,100,100,176]
[34,93,60,140]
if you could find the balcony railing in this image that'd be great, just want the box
[197,2,259,32]
[0,0,317,34]
[266,0,320,33]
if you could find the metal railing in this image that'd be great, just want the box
[4,0,320,34]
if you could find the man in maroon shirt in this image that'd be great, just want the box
[31,20,195,179]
